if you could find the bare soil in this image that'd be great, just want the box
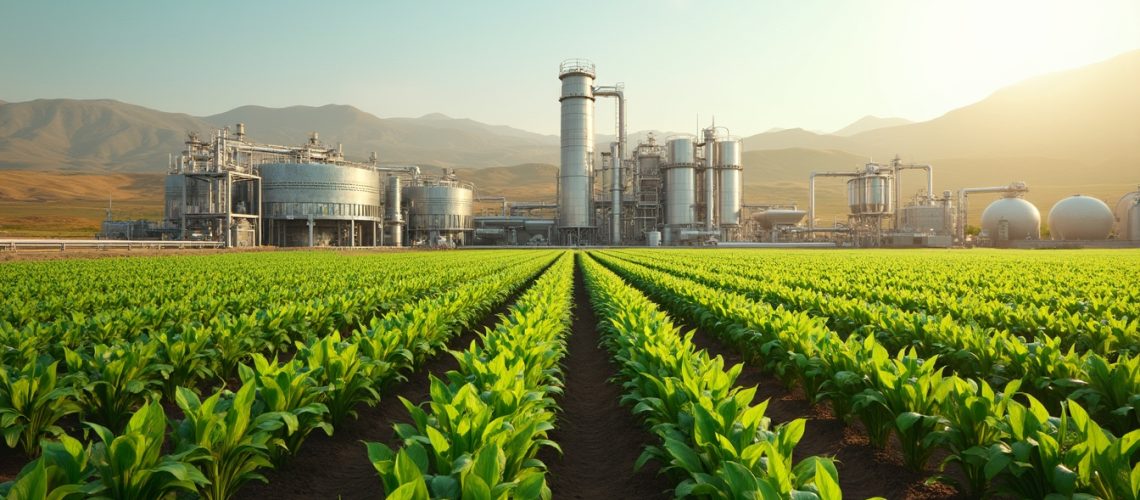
[539,262,674,499]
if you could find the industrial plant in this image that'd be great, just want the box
[136,59,1140,249]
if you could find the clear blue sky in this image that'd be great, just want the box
[2,0,1137,136]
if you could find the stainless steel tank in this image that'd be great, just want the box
[715,139,743,226]
[1047,195,1114,240]
[664,137,696,227]
[847,174,892,214]
[646,230,662,247]
[558,59,596,228]
[261,163,382,221]
[403,181,474,232]
[752,209,807,229]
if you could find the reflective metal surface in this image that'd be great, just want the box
[667,138,695,165]
[717,141,743,226]
[714,140,742,168]
[664,165,695,226]
[847,175,893,214]
[403,183,474,232]
[752,209,806,229]
[646,230,661,246]
[261,163,382,221]
[559,66,595,228]
[1130,202,1140,241]
[1114,191,1140,240]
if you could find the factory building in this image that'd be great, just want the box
[163,127,473,248]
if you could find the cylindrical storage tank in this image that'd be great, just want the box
[558,60,596,228]
[1048,195,1114,240]
[384,176,402,221]
[262,163,382,221]
[847,174,892,214]
[646,230,662,247]
[980,197,1040,240]
[715,139,743,226]
[1114,191,1140,240]
[665,137,696,227]
[664,165,695,226]
[403,182,474,233]
[164,174,185,222]
[667,137,696,165]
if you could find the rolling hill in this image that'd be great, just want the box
[831,116,913,136]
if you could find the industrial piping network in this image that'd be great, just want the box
[956,182,1029,243]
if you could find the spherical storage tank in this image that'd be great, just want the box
[981,197,1040,240]
[1048,195,1114,240]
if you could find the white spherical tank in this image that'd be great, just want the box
[981,197,1040,240]
[1048,195,1114,240]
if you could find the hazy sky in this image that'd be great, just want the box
[2,0,1137,136]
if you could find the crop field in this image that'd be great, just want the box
[0,249,1137,499]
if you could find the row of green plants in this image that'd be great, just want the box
[0,251,543,458]
[614,249,1139,358]
[581,253,842,499]
[367,252,575,499]
[0,251,559,499]
[610,250,1140,436]
[0,251,535,354]
[678,249,1137,320]
[592,251,1140,499]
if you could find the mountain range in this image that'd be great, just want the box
[1,49,1138,237]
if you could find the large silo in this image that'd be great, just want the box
[558,59,596,233]
[664,137,696,228]
[403,178,474,246]
[716,138,743,226]
[261,163,382,247]
[1048,195,1114,240]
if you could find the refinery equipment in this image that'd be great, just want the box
[555,59,745,246]
[807,156,945,247]
[957,182,1038,244]
[1115,187,1140,241]
[1048,195,1114,241]
[164,125,473,247]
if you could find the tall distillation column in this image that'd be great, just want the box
[558,60,596,242]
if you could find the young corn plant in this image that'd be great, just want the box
[154,325,218,400]
[64,342,169,433]
[0,434,97,499]
[296,333,379,425]
[237,354,332,465]
[0,361,81,456]
[86,400,208,500]
[172,384,288,500]
[929,379,1020,497]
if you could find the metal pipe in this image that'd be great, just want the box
[610,142,621,244]
[808,171,860,231]
[702,128,716,231]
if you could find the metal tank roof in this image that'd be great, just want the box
[980,197,1040,240]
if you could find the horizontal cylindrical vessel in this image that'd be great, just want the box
[262,163,382,221]
[752,209,807,229]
